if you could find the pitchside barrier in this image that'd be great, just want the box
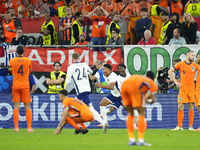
[0,93,199,129]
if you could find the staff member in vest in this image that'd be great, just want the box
[2,11,19,44]
[106,13,121,44]
[58,0,71,18]
[151,0,162,16]
[186,0,200,16]
[71,12,83,45]
[158,11,171,45]
[46,62,67,94]
[40,12,58,45]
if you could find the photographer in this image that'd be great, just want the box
[89,60,110,93]
[156,67,170,93]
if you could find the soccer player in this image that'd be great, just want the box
[54,90,93,134]
[168,51,199,130]
[121,71,158,146]
[64,52,107,132]
[9,45,33,132]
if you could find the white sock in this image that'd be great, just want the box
[89,107,105,125]
[105,108,111,114]
[138,139,144,143]
[129,138,136,142]
[100,106,107,123]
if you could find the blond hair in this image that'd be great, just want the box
[183,12,195,25]
[72,52,79,60]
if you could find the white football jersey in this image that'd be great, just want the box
[65,62,93,94]
[118,72,131,90]
[104,72,121,97]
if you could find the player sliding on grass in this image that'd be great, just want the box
[54,90,93,134]
[121,71,158,146]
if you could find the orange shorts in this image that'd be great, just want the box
[12,88,31,103]
[195,89,200,106]
[121,82,145,108]
[178,90,196,103]
[69,111,93,123]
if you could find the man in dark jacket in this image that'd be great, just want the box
[12,28,28,45]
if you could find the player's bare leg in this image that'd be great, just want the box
[24,102,33,132]
[188,102,194,130]
[13,102,20,132]
[172,103,184,130]
[194,106,200,131]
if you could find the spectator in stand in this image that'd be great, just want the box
[181,12,198,44]
[118,0,137,18]
[12,27,28,45]
[0,0,18,17]
[151,0,162,16]
[159,0,168,8]
[59,6,76,45]
[72,0,86,14]
[75,33,90,49]
[166,12,182,44]
[2,11,19,44]
[48,0,58,16]
[137,29,157,45]
[18,0,32,18]
[106,13,121,44]
[169,28,186,45]
[12,0,22,7]
[101,0,117,17]
[135,7,152,44]
[85,0,96,14]
[157,11,171,45]
[8,8,22,28]
[107,28,124,50]
[54,0,65,10]
[31,0,50,19]
[86,6,109,51]
[136,0,151,16]
[186,0,200,16]
[168,0,183,16]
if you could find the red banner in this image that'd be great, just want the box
[23,47,122,72]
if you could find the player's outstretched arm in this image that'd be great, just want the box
[95,82,115,90]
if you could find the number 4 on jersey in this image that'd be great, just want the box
[17,65,24,76]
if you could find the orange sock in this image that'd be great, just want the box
[138,116,145,139]
[189,110,194,127]
[78,123,86,130]
[126,115,134,139]
[13,109,19,129]
[178,111,184,127]
[26,109,32,129]
[65,117,80,130]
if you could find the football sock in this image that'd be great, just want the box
[13,109,19,129]
[178,111,184,127]
[89,107,105,125]
[105,108,111,114]
[100,106,107,123]
[189,110,194,127]
[126,115,134,139]
[138,116,145,140]
[65,117,80,130]
[26,109,32,129]
[78,123,86,130]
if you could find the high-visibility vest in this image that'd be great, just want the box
[47,71,66,94]
[41,20,58,45]
[158,21,171,45]
[58,6,67,18]
[186,2,200,16]
[106,21,121,44]
[71,20,82,45]
[151,4,160,16]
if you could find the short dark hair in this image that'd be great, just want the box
[48,0,55,4]
[141,7,148,12]
[175,28,181,34]
[16,45,24,55]
[117,63,126,69]
[173,58,181,63]
[146,71,155,80]
[103,64,112,70]
[75,12,82,17]
[53,61,61,66]
[5,11,11,15]
[59,90,68,96]
[112,28,120,34]
[16,27,22,31]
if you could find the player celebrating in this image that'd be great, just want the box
[64,52,107,132]
[121,71,158,146]
[168,51,199,130]
[9,45,33,132]
[54,90,93,134]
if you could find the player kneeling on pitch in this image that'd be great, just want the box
[54,90,93,134]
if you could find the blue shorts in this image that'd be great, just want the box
[105,94,122,108]
[77,92,91,106]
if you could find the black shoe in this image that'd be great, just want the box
[74,127,82,134]
[81,128,89,134]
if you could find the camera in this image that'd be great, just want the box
[157,67,169,93]
[90,65,98,75]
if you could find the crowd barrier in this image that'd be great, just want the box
[0,93,200,129]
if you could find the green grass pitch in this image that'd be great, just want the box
[0,129,200,150]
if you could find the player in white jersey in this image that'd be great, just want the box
[64,52,108,133]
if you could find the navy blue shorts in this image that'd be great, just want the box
[105,94,122,108]
[77,92,91,106]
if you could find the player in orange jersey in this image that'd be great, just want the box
[9,45,33,132]
[194,54,200,131]
[168,51,199,131]
[54,90,93,134]
[121,71,158,146]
